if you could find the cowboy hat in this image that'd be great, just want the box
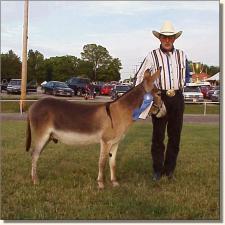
[152,21,182,39]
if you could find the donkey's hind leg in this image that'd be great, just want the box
[109,143,119,187]
[31,134,50,185]
[97,140,112,189]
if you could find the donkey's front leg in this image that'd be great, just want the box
[109,143,120,187]
[97,140,112,189]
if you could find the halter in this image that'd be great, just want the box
[152,102,161,116]
[152,98,165,117]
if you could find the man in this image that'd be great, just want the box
[135,21,190,181]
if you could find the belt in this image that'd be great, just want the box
[160,89,182,97]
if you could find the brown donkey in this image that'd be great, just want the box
[26,69,165,188]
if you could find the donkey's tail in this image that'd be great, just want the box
[26,114,31,152]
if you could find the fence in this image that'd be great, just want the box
[185,101,220,115]
[0,99,220,116]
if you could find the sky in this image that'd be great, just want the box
[1,1,220,80]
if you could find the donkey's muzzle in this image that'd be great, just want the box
[155,102,167,118]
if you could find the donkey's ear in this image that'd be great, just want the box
[143,67,161,92]
[143,69,151,79]
[150,67,161,81]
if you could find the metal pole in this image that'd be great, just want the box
[20,0,29,114]
[203,102,207,116]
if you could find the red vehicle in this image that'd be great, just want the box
[100,84,114,95]
[200,86,210,98]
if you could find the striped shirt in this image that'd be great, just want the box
[135,48,190,90]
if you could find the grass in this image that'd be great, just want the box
[184,103,220,114]
[1,121,220,220]
[0,100,220,114]
[1,101,34,113]
[0,94,40,100]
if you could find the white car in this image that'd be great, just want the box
[183,86,204,102]
[6,79,21,94]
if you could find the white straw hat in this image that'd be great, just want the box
[152,21,182,39]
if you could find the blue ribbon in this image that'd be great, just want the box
[132,93,153,120]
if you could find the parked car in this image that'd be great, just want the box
[42,81,74,97]
[100,84,114,95]
[65,77,90,96]
[0,79,8,92]
[206,86,220,99]
[185,82,210,99]
[111,84,132,100]
[211,90,220,102]
[27,80,38,92]
[93,81,105,95]
[110,81,120,85]
[6,79,37,94]
[183,86,204,102]
[6,79,21,94]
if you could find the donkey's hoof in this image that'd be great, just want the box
[32,177,39,185]
[98,181,105,189]
[112,180,120,187]
[33,180,39,185]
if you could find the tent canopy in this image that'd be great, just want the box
[205,73,219,81]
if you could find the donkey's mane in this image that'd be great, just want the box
[104,82,146,128]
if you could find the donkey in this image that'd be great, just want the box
[26,69,165,189]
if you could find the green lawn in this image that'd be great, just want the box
[1,121,220,220]
[0,96,220,114]
[184,103,220,114]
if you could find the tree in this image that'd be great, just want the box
[207,66,219,77]
[27,49,45,82]
[76,59,93,79]
[48,55,79,81]
[1,50,21,81]
[1,45,123,83]
[43,59,53,81]
[98,58,122,81]
[81,44,112,81]
[108,58,122,81]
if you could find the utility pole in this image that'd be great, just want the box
[133,64,139,75]
[20,0,29,114]
[133,61,143,75]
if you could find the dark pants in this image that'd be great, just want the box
[151,91,184,175]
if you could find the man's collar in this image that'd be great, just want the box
[160,44,175,54]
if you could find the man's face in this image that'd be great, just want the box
[159,35,176,51]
